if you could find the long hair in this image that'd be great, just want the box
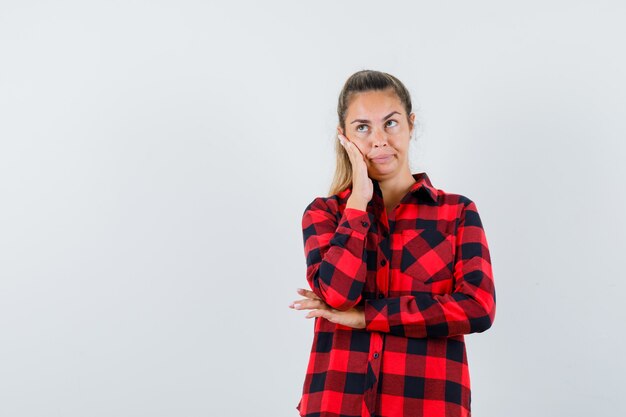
[328,70,417,197]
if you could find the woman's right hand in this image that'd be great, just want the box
[337,128,373,209]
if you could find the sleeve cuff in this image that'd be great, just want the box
[338,207,374,237]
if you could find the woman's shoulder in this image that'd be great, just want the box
[437,188,474,207]
[415,171,473,207]
[302,193,343,217]
[304,183,352,209]
[435,189,480,226]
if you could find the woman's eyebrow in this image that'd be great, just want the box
[350,111,401,124]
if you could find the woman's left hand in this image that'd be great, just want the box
[289,288,366,329]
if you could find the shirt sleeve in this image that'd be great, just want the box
[363,199,496,338]
[301,197,374,311]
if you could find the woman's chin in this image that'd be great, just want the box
[369,159,397,175]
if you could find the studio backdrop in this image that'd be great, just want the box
[1,1,624,416]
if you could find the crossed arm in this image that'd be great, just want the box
[288,287,366,328]
[289,196,496,338]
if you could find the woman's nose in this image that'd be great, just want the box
[370,128,389,147]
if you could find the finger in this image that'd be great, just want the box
[338,133,352,150]
[290,298,326,310]
[291,295,328,308]
[337,133,354,150]
[305,309,334,322]
[350,140,365,160]
[339,133,365,162]
[339,135,359,166]
[297,288,321,300]
[338,135,352,159]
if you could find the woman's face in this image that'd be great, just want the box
[340,88,415,180]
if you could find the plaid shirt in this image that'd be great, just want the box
[296,172,496,417]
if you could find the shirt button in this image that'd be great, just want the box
[378,293,384,299]
[361,221,369,227]
[373,352,379,359]
[380,259,387,266]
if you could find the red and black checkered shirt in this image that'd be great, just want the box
[296,172,496,417]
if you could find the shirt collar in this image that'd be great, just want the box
[371,171,438,203]
[339,171,439,203]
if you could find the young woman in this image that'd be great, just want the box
[289,70,496,417]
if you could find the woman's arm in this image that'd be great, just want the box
[289,287,366,329]
[300,132,374,311]
[301,196,373,311]
[297,198,495,337]
[363,199,496,338]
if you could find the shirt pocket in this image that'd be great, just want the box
[400,228,455,285]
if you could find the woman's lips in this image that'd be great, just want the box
[371,154,393,163]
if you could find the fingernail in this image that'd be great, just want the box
[294,303,301,309]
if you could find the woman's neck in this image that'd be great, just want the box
[377,171,416,200]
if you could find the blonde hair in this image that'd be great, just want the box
[328,70,417,197]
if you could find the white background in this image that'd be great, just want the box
[1,1,625,416]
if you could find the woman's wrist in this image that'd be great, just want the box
[346,196,368,211]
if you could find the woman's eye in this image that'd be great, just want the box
[386,120,398,127]
[356,124,368,132]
